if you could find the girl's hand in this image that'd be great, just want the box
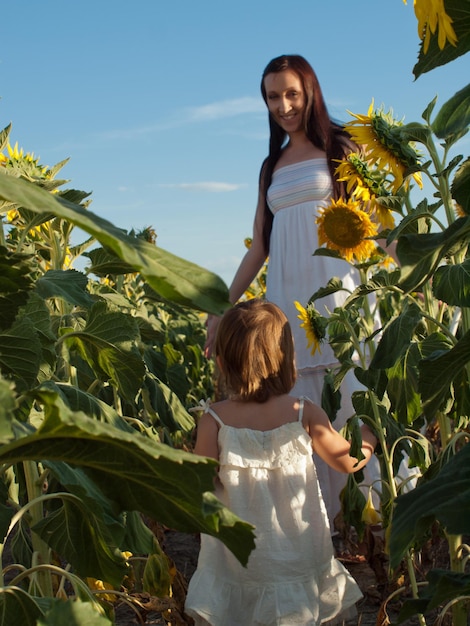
[204,314,221,358]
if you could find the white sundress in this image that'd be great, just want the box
[266,158,381,524]
[184,398,362,626]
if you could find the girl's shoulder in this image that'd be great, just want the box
[299,396,331,434]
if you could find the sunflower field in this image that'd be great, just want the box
[0,2,469,626]
[295,2,470,624]
[0,132,257,624]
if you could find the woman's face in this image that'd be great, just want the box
[263,69,306,135]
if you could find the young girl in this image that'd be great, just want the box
[186,299,377,626]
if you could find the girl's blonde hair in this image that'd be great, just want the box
[215,299,296,402]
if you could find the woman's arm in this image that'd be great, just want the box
[304,402,377,473]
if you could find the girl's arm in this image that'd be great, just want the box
[304,402,377,473]
[193,412,220,461]
[204,188,268,357]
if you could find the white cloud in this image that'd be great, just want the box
[95,97,265,141]
[159,182,244,193]
[187,97,265,121]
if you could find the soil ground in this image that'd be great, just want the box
[113,526,452,626]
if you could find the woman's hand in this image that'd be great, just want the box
[204,314,221,358]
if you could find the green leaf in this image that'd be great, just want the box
[308,277,345,303]
[432,82,470,141]
[1,389,256,565]
[0,124,12,153]
[19,293,57,382]
[396,570,470,623]
[451,157,470,215]
[44,461,127,537]
[0,587,45,626]
[39,381,134,432]
[369,302,423,370]
[0,172,230,315]
[32,498,128,587]
[432,258,470,305]
[35,269,95,308]
[321,369,342,423]
[64,301,145,402]
[339,474,366,540]
[386,342,423,425]
[37,599,112,626]
[352,391,409,476]
[142,374,195,432]
[0,377,16,442]
[84,246,139,276]
[0,248,35,331]
[121,510,158,555]
[413,0,470,77]
[396,217,470,292]
[0,317,42,390]
[419,330,470,419]
[399,122,433,145]
[389,443,470,569]
[422,96,438,124]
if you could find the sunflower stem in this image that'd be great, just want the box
[425,135,454,227]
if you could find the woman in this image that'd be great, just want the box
[205,54,378,525]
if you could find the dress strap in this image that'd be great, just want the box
[298,397,305,422]
[189,399,225,427]
[298,395,316,422]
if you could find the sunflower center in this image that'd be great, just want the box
[323,205,367,248]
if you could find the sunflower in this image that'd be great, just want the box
[372,201,396,230]
[316,198,378,263]
[294,301,326,356]
[345,102,422,193]
[335,153,396,230]
[406,0,457,52]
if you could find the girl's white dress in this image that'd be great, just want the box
[184,398,362,626]
[266,158,380,524]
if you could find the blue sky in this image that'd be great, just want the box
[2,1,468,285]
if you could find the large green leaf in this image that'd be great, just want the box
[35,269,95,308]
[0,587,45,626]
[142,374,195,432]
[63,301,146,402]
[352,391,409,476]
[32,497,128,587]
[1,389,255,565]
[413,0,470,77]
[419,330,470,418]
[19,293,57,383]
[84,246,143,276]
[369,302,423,370]
[0,318,42,391]
[386,342,423,425]
[431,82,470,142]
[0,172,230,315]
[432,258,470,305]
[0,248,35,331]
[389,443,470,569]
[37,599,112,626]
[396,217,470,292]
[39,381,135,432]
